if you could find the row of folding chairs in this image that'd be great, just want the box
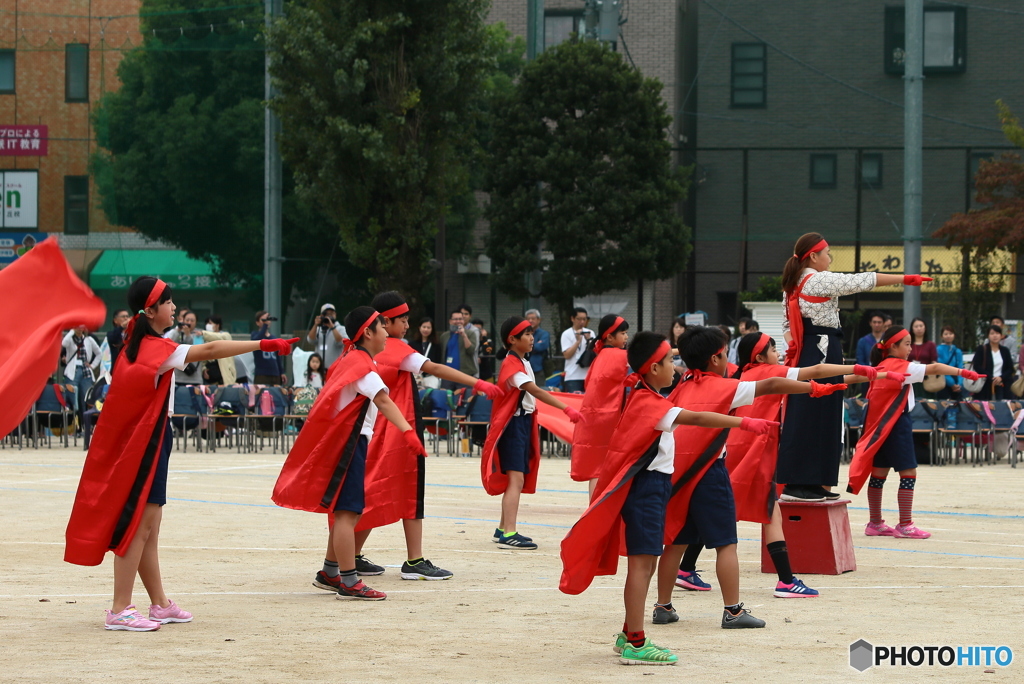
[1,383,82,451]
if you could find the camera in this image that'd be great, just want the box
[265,316,279,322]
[320,316,333,329]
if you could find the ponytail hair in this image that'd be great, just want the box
[733,332,775,378]
[597,313,629,340]
[782,232,826,294]
[123,276,173,364]
[870,326,907,366]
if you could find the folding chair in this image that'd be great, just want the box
[980,401,1019,465]
[936,401,984,465]
[420,388,455,455]
[250,386,289,453]
[844,397,868,463]
[456,394,492,457]
[33,383,72,448]
[909,400,938,466]
[170,386,206,453]
[208,385,249,452]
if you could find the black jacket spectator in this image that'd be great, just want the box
[971,342,1014,400]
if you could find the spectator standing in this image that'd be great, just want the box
[909,318,938,398]
[106,309,130,370]
[165,311,205,386]
[199,315,236,385]
[727,317,755,364]
[560,307,595,393]
[409,317,442,363]
[972,325,1014,400]
[438,309,479,388]
[855,311,887,366]
[62,325,101,425]
[991,316,1018,364]
[306,303,348,370]
[251,310,288,386]
[935,326,963,400]
[524,309,551,379]
[473,318,496,381]
[460,304,476,334]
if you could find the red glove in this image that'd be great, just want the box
[739,417,779,435]
[403,429,427,457]
[260,337,299,355]
[563,406,583,423]
[959,369,985,381]
[810,380,847,397]
[852,364,877,381]
[883,371,907,384]
[903,275,933,286]
[474,379,503,399]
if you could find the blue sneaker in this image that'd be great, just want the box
[496,532,537,550]
[493,528,532,543]
[675,570,712,591]
[773,577,819,598]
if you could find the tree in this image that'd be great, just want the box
[267,0,494,310]
[484,39,691,319]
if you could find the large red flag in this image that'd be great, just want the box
[0,238,106,437]
[534,391,583,443]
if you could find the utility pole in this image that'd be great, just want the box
[524,0,545,312]
[264,0,284,334]
[903,0,923,323]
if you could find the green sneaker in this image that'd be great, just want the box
[613,632,627,654]
[619,638,678,666]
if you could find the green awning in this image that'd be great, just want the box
[89,249,238,290]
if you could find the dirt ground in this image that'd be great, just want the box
[1,442,1022,683]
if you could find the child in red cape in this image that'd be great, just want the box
[847,326,978,539]
[311,290,501,587]
[654,325,847,628]
[482,316,582,550]
[65,276,298,632]
[572,313,630,498]
[559,331,776,665]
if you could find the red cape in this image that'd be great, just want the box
[784,273,830,367]
[663,374,743,544]
[65,335,178,566]
[559,385,669,595]
[0,238,105,438]
[273,349,377,513]
[726,364,788,524]
[847,357,911,495]
[571,347,628,481]
[356,338,424,531]
[535,391,583,443]
[481,352,540,496]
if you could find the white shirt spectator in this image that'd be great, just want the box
[336,371,387,437]
[307,322,349,370]
[560,326,595,382]
[61,331,102,382]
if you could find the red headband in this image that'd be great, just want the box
[124,278,169,342]
[638,340,672,376]
[595,316,626,354]
[749,333,770,364]
[381,303,409,319]
[507,319,532,343]
[343,310,381,354]
[877,328,909,353]
[797,239,828,262]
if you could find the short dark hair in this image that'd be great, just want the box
[345,306,384,343]
[991,315,1005,324]
[111,308,129,323]
[940,325,955,336]
[882,313,893,323]
[868,310,886,323]
[459,303,473,315]
[255,310,267,323]
[470,318,484,327]
[678,325,728,372]
[449,308,465,319]
[746,320,759,332]
[499,316,530,348]
[988,324,1004,336]
[371,290,407,317]
[571,307,588,319]
[627,331,667,375]
[205,315,223,327]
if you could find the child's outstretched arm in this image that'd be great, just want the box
[373,390,414,432]
[753,377,846,398]
[421,361,502,398]
[186,337,299,363]
[797,364,858,381]
[673,410,778,435]
[523,381,583,423]
[926,363,982,379]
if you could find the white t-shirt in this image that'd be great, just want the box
[509,361,538,414]
[901,362,928,411]
[715,381,758,460]
[560,327,595,382]
[992,350,1004,384]
[157,345,191,415]
[399,351,429,374]
[785,366,801,381]
[335,371,388,437]
[648,407,683,473]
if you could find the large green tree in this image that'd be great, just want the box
[92,0,356,310]
[267,0,494,309]
[484,39,691,318]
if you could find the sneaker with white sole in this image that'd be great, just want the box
[773,577,819,598]
[496,532,537,550]
[148,599,193,624]
[336,580,387,601]
[893,523,931,539]
[493,528,532,543]
[865,520,895,537]
[619,639,678,666]
[104,605,161,632]
[676,570,712,591]
[313,570,342,591]
[400,558,453,580]
[721,603,766,629]
[355,554,385,576]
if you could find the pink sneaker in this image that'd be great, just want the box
[105,605,161,632]
[148,599,193,624]
[864,521,895,537]
[893,523,931,539]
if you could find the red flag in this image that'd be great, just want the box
[535,391,583,443]
[0,238,105,437]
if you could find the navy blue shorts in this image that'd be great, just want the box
[146,423,174,507]
[498,414,533,474]
[334,435,369,514]
[872,412,917,472]
[673,458,738,550]
[621,468,672,556]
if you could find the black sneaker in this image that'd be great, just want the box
[400,558,454,581]
[355,554,385,576]
[815,486,841,501]
[779,485,826,503]
[496,532,538,550]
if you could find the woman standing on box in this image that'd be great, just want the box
[777,233,932,503]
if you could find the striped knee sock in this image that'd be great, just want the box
[897,476,916,526]
[867,477,886,524]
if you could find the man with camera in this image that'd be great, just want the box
[61,325,102,426]
[438,309,479,389]
[306,303,348,369]
[164,310,206,386]
[560,307,594,393]
[251,310,288,386]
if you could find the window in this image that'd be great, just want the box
[0,51,14,94]
[545,11,584,48]
[65,44,89,102]
[860,153,883,188]
[64,176,89,234]
[731,43,766,108]
[885,6,966,75]
[810,154,837,189]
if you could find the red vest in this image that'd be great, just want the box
[848,357,912,494]
[65,335,179,566]
[571,347,628,481]
[273,349,377,513]
[663,373,741,544]
[481,353,540,496]
[357,338,425,530]
[559,385,670,595]
[726,363,789,523]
